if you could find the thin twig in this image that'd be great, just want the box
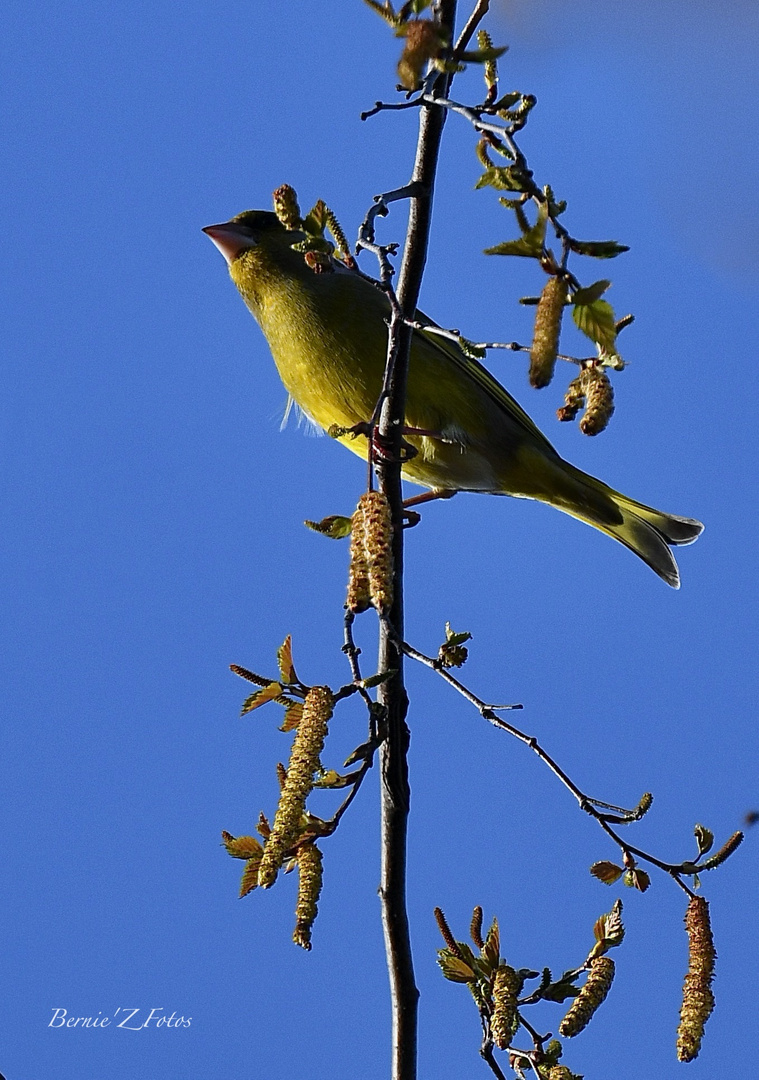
[395,631,699,896]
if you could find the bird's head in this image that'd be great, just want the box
[203,210,311,313]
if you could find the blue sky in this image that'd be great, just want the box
[2,1,757,1078]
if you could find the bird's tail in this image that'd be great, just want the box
[520,451,703,588]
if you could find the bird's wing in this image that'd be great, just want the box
[416,316,557,454]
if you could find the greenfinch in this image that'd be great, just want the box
[204,211,702,587]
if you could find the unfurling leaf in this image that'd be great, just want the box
[694,824,714,857]
[241,682,284,715]
[280,703,304,732]
[277,635,297,684]
[590,860,624,885]
[484,200,547,259]
[437,951,476,982]
[304,515,353,539]
[314,769,353,789]
[568,239,629,259]
[592,899,625,954]
[240,856,263,897]
[223,833,264,860]
[571,280,611,305]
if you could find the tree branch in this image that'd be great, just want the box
[375,4,458,1079]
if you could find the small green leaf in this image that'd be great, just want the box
[572,298,617,351]
[279,703,304,732]
[314,769,354,789]
[590,861,624,885]
[592,900,625,951]
[694,824,714,856]
[456,336,487,360]
[482,916,500,968]
[361,669,397,689]
[476,165,531,193]
[569,239,629,259]
[485,200,547,258]
[437,951,476,983]
[542,975,581,1003]
[304,515,353,539]
[571,280,611,305]
[444,622,472,647]
[458,45,508,64]
[630,869,651,892]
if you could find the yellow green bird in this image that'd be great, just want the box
[204,211,702,587]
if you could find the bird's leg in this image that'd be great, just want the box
[402,488,457,527]
[403,488,457,509]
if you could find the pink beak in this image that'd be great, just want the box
[202,222,256,265]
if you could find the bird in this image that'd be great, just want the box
[203,210,702,587]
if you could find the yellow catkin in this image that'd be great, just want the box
[677,897,716,1062]
[347,502,371,613]
[529,276,568,388]
[557,374,585,423]
[491,965,521,1049]
[273,184,302,231]
[257,686,333,888]
[579,366,614,435]
[477,29,498,92]
[361,491,394,612]
[293,843,323,951]
[548,1068,575,1080]
[559,956,615,1037]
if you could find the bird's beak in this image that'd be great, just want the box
[202,222,257,265]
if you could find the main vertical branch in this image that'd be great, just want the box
[376,5,458,1080]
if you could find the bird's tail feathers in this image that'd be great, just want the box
[521,453,703,588]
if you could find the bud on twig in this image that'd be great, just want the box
[529,276,568,388]
[677,897,716,1062]
[559,956,615,1037]
[258,686,333,888]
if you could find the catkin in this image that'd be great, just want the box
[677,897,716,1062]
[579,366,614,435]
[347,502,371,613]
[529,276,568,388]
[701,831,743,870]
[557,374,585,423]
[349,492,394,613]
[470,906,485,950]
[293,843,323,951]
[273,184,302,230]
[257,686,333,888]
[491,965,521,1049]
[559,956,615,1037]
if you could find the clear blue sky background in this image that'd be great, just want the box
[2,1,757,1078]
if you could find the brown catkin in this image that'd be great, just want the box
[557,374,585,422]
[347,501,371,613]
[701,830,743,870]
[470,906,485,949]
[491,965,521,1049]
[559,956,615,1037]
[579,366,614,436]
[273,184,302,231]
[677,897,716,1062]
[257,686,333,888]
[360,491,394,612]
[547,1068,576,1080]
[293,843,323,951]
[434,907,461,956]
[529,276,568,388]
